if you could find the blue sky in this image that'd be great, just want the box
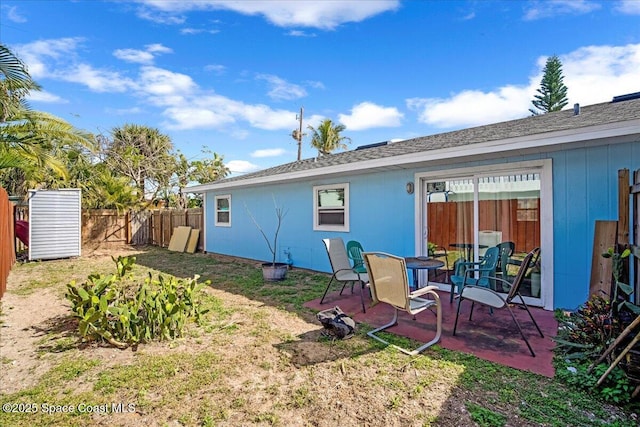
[2,0,639,175]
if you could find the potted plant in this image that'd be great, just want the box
[246,197,289,281]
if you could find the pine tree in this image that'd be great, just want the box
[529,55,569,115]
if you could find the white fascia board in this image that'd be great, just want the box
[186,120,640,193]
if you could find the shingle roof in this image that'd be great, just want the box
[203,96,640,187]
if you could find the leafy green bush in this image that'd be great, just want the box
[554,296,620,361]
[554,292,638,405]
[65,256,209,348]
[555,359,635,405]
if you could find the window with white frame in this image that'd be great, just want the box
[215,195,231,226]
[313,183,349,231]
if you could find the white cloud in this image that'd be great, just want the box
[407,43,640,129]
[114,44,172,64]
[16,38,83,79]
[616,0,640,14]
[338,102,403,131]
[257,74,307,101]
[240,104,299,130]
[13,38,310,136]
[114,49,155,64]
[408,87,530,128]
[251,148,287,158]
[560,44,640,106]
[157,92,299,131]
[136,0,400,30]
[28,91,67,103]
[204,64,226,74]
[136,7,185,25]
[524,0,600,21]
[286,30,316,37]
[3,5,27,23]
[138,66,197,97]
[145,43,172,54]
[226,160,261,174]
[180,28,220,35]
[62,63,135,93]
[305,80,325,90]
[162,106,236,129]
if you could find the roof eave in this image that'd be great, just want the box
[186,119,640,193]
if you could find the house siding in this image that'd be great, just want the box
[204,140,639,310]
[205,169,416,273]
[550,140,639,309]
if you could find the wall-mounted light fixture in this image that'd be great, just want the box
[406,182,414,194]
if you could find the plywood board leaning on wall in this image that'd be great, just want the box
[168,226,192,252]
[185,229,200,254]
[589,220,617,299]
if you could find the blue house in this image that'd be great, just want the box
[188,95,640,311]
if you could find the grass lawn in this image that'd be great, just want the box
[0,245,638,426]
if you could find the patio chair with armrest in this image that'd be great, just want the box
[495,241,515,290]
[319,238,370,312]
[449,245,500,303]
[453,247,544,357]
[346,240,367,274]
[362,252,442,355]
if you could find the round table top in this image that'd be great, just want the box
[404,256,445,269]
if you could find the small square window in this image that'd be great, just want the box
[313,183,349,231]
[215,195,231,227]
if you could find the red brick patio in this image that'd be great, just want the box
[305,287,557,377]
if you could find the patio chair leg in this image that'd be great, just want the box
[468,301,476,321]
[450,281,456,303]
[453,298,464,335]
[514,295,544,337]
[506,305,536,357]
[368,309,438,356]
[360,281,367,313]
[320,275,337,304]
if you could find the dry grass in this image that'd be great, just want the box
[0,246,637,426]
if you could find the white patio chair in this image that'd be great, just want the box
[319,238,370,312]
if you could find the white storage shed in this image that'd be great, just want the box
[28,189,82,261]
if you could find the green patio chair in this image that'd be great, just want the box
[449,246,500,303]
[346,240,367,274]
[496,241,515,289]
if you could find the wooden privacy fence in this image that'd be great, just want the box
[149,208,203,250]
[14,208,204,252]
[0,188,16,299]
[427,198,541,254]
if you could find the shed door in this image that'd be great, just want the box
[29,190,82,260]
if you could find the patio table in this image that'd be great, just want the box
[404,256,445,290]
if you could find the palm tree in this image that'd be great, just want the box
[0,43,95,195]
[307,119,351,156]
[105,124,175,203]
